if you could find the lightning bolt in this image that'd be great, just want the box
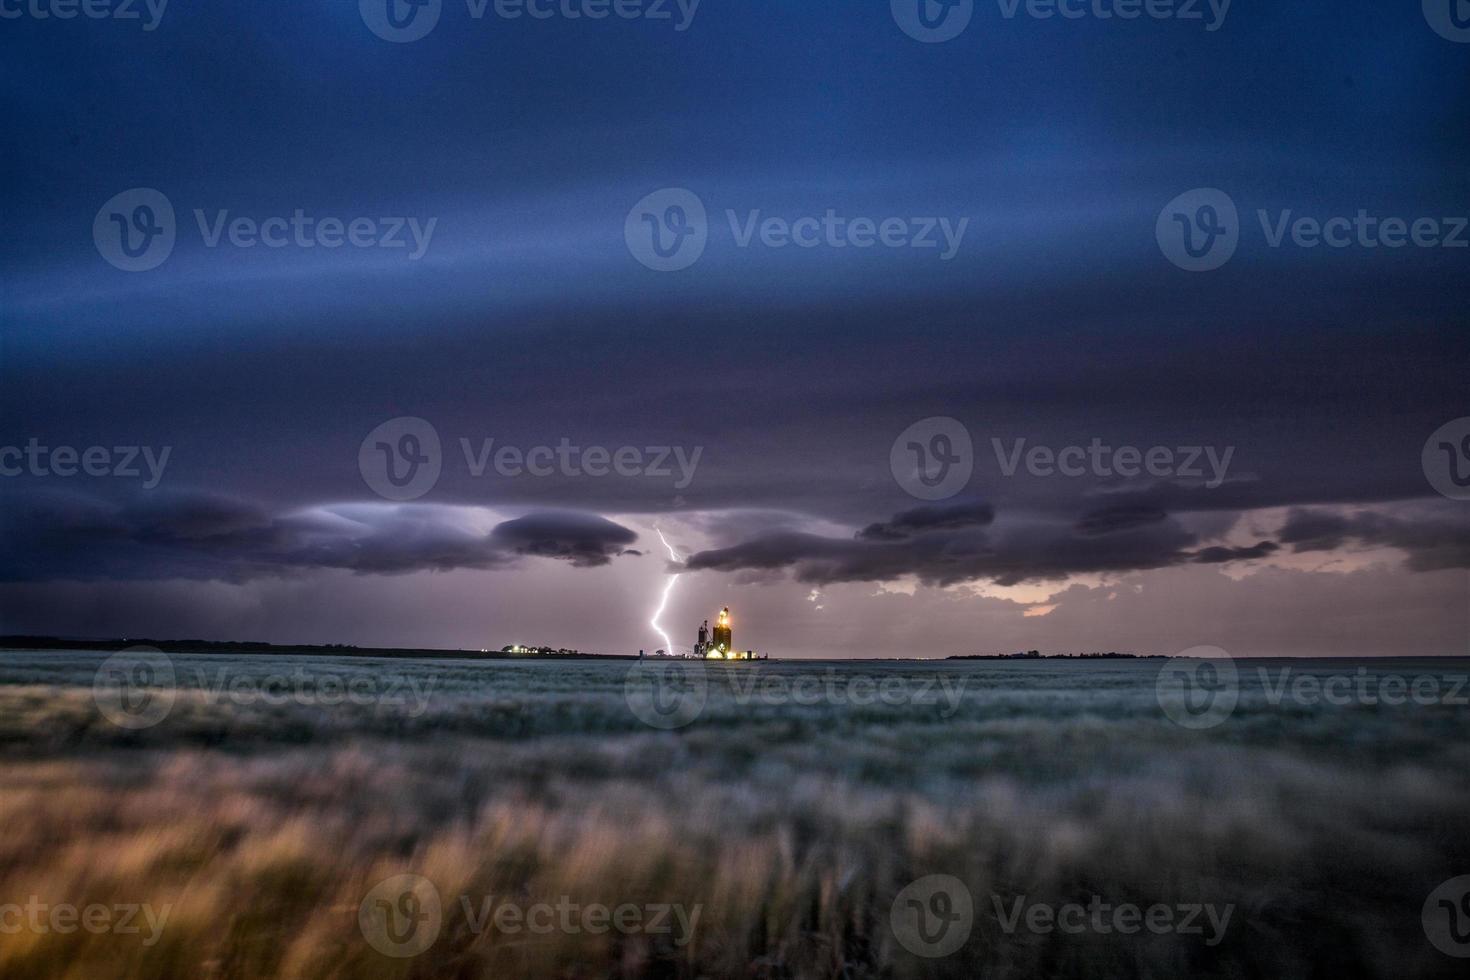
[651,527,682,655]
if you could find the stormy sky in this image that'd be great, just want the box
[2,1,1468,657]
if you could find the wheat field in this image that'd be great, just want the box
[0,651,1466,979]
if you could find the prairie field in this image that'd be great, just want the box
[0,651,1467,979]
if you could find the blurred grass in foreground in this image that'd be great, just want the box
[0,652,1466,979]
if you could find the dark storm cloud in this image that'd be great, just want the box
[1075,501,1170,536]
[1190,541,1281,564]
[0,490,639,581]
[1279,507,1470,572]
[489,512,639,568]
[0,490,290,580]
[687,496,1470,588]
[5,1,1465,531]
[857,501,995,541]
[686,504,1204,587]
